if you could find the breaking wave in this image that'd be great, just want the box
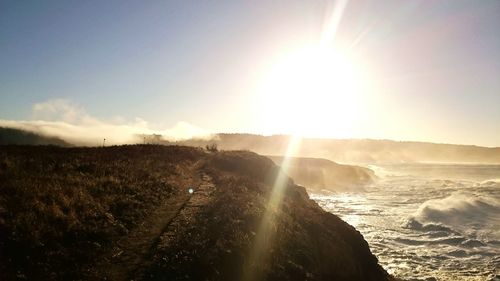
[476,178,500,188]
[411,191,500,230]
[312,163,500,280]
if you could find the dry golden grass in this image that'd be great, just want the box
[0,145,204,280]
[0,145,389,281]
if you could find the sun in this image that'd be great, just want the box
[256,45,366,138]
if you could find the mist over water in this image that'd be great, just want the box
[311,164,500,281]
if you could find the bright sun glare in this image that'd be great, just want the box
[257,45,366,138]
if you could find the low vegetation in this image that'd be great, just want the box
[0,145,204,280]
[145,151,389,280]
[0,145,390,280]
[0,127,70,146]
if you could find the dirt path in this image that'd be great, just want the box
[96,170,215,281]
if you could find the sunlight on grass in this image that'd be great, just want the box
[242,135,302,281]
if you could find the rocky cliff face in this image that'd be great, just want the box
[144,151,389,281]
[268,156,375,192]
[0,146,390,281]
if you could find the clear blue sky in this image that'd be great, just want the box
[1,0,499,146]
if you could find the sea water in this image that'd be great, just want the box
[310,163,500,281]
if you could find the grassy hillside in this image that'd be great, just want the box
[0,145,391,281]
[268,156,375,191]
[0,127,70,146]
[0,145,203,280]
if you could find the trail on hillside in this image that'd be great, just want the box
[95,168,215,281]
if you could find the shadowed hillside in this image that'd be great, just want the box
[0,127,70,146]
[268,156,375,192]
[0,145,391,281]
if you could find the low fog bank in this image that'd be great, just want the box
[0,99,212,146]
[0,120,211,146]
[174,134,500,164]
[2,100,499,164]
[372,162,500,182]
[3,127,500,165]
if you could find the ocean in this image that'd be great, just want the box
[311,163,500,281]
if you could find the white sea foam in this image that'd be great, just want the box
[412,191,500,229]
[477,179,500,188]
[311,163,500,281]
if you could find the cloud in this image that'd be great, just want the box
[32,99,94,124]
[0,99,212,146]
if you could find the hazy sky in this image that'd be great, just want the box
[1,0,499,146]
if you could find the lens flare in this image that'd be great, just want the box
[242,135,301,281]
[244,2,350,280]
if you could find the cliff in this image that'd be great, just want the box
[0,145,390,281]
[268,156,375,191]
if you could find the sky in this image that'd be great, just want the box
[1,0,499,146]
